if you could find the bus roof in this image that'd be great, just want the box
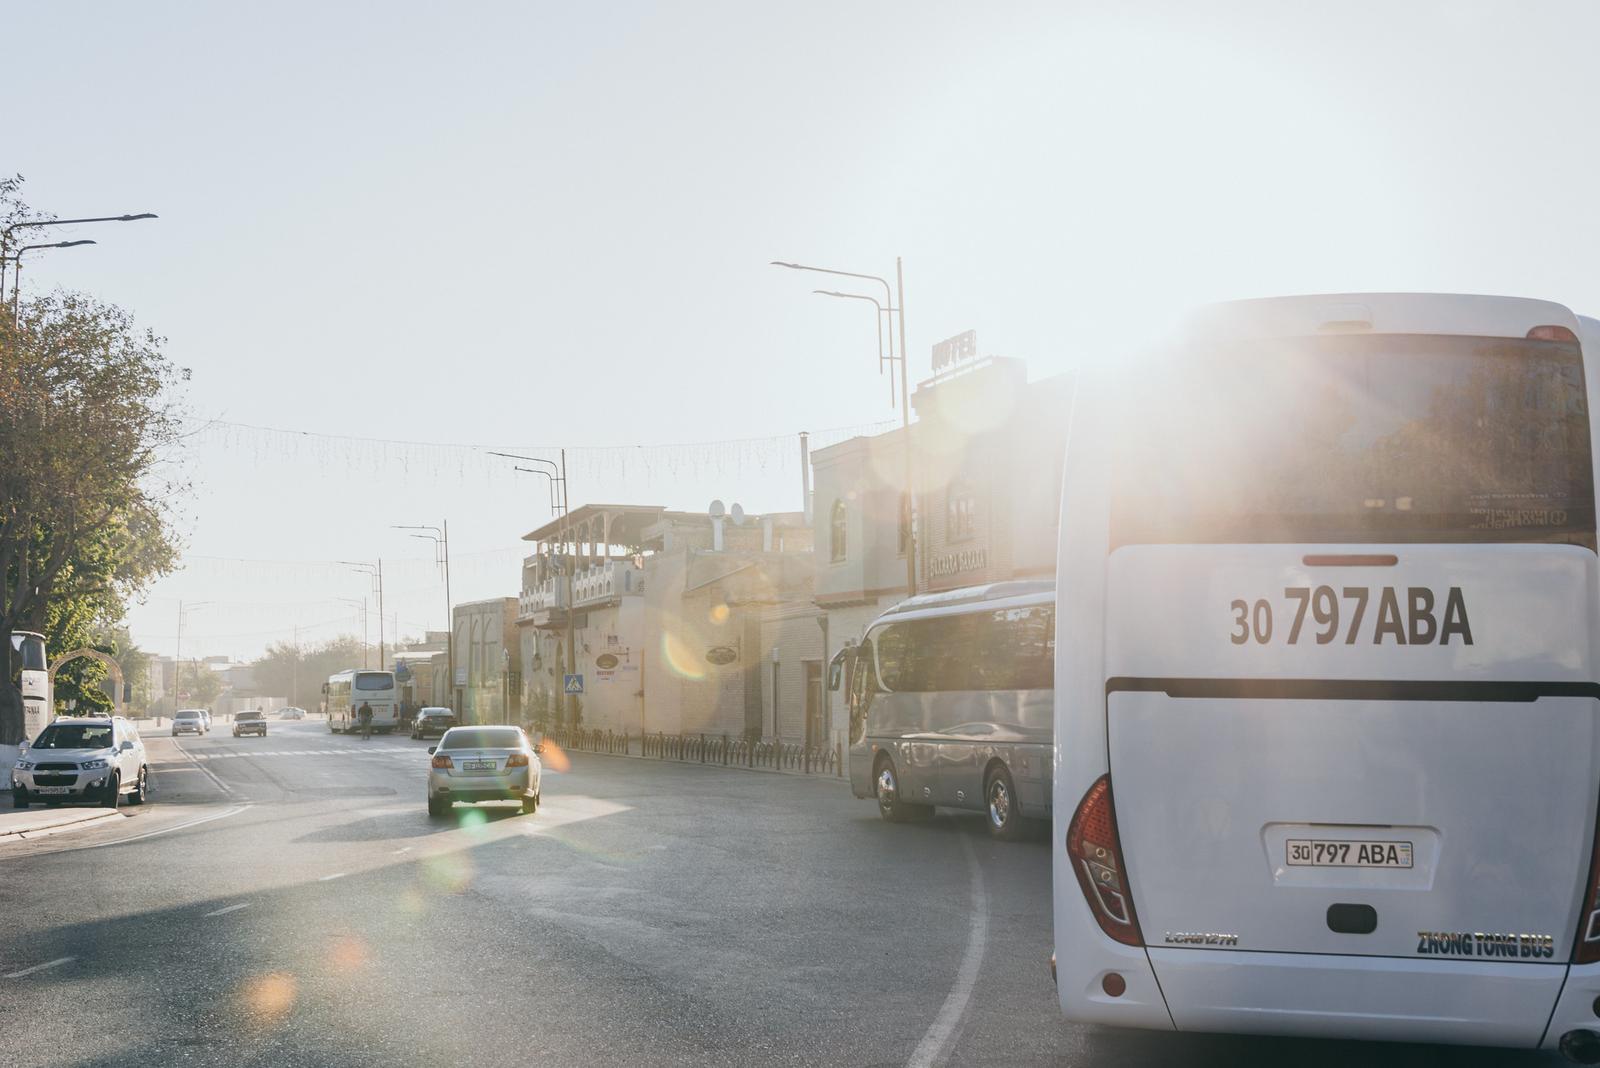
[873,580,1054,625]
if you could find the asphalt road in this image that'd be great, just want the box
[0,720,1564,1066]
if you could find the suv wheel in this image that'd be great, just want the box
[101,774,121,809]
[13,789,29,809]
[128,766,148,806]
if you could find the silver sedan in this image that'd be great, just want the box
[426,726,542,818]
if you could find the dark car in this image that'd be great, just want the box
[233,710,268,738]
[411,707,456,740]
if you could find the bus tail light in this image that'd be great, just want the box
[431,754,453,769]
[1575,800,1600,963]
[1528,325,1579,342]
[1066,775,1143,946]
[505,752,529,768]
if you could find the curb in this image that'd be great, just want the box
[0,808,123,842]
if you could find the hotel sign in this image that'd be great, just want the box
[928,547,988,579]
[931,329,977,372]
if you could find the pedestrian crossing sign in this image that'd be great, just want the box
[564,674,584,695]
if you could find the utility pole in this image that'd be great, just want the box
[488,451,571,728]
[291,624,299,709]
[443,521,455,713]
[896,256,916,596]
[377,558,386,670]
[561,448,576,731]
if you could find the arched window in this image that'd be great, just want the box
[829,499,847,562]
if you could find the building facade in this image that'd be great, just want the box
[452,597,518,724]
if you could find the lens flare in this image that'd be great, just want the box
[327,934,369,973]
[541,739,572,772]
[708,602,730,625]
[423,850,475,894]
[661,628,706,681]
[238,971,297,1026]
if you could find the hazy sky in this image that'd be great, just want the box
[9,0,1600,660]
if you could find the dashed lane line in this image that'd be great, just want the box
[318,872,346,882]
[5,956,75,979]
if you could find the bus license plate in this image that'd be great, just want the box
[462,759,495,771]
[1287,839,1413,868]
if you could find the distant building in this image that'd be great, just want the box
[516,504,817,742]
[452,599,518,724]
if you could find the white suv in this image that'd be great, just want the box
[11,716,149,809]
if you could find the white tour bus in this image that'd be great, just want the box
[11,631,51,740]
[1054,293,1600,1060]
[324,669,399,734]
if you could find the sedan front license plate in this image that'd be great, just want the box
[1287,839,1413,868]
[462,759,495,771]
[34,786,71,795]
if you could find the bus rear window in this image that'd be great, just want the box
[1111,333,1596,550]
[354,672,394,690]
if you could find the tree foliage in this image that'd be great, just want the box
[0,179,186,741]
[250,635,367,712]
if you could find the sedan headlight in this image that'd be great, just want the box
[79,758,109,770]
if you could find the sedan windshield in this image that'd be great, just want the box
[32,725,113,749]
[440,728,522,750]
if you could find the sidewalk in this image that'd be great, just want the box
[0,805,122,841]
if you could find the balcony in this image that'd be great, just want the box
[519,561,645,623]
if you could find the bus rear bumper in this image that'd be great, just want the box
[1147,947,1561,1048]
[1542,960,1600,1054]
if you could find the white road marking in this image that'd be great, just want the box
[69,804,249,852]
[906,835,988,1068]
[204,903,251,917]
[319,872,346,881]
[391,847,412,855]
[5,956,75,979]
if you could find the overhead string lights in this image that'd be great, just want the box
[179,417,894,489]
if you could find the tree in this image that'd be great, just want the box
[174,661,223,708]
[0,211,185,741]
[250,635,366,712]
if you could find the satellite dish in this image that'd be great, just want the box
[709,499,726,519]
[730,503,746,526]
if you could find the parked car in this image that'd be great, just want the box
[233,710,267,737]
[172,709,208,736]
[277,706,306,720]
[11,715,149,809]
[410,707,457,740]
[427,726,542,818]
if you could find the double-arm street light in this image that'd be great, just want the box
[0,212,158,319]
[393,522,453,711]
[487,450,577,728]
[339,561,385,668]
[772,257,916,596]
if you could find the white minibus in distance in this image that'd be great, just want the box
[325,669,399,734]
[1054,293,1600,1060]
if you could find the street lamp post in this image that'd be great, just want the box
[173,600,214,719]
[489,451,575,728]
[6,240,96,328]
[393,522,453,711]
[337,598,370,667]
[773,257,917,596]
